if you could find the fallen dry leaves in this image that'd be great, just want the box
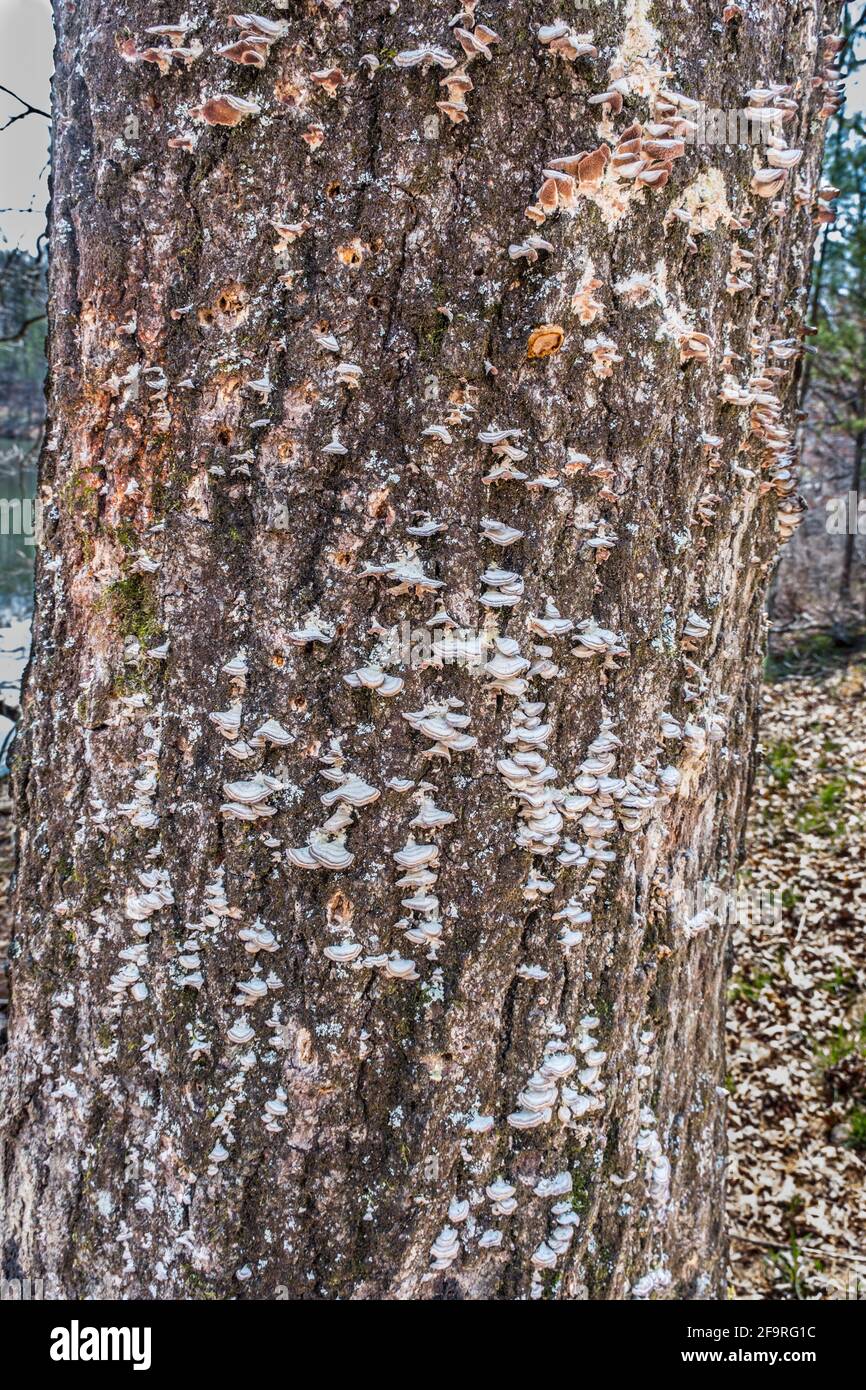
[728,649,866,1299]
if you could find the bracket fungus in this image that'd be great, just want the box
[217,36,272,68]
[394,45,457,70]
[480,517,525,547]
[272,219,312,252]
[122,39,203,74]
[343,665,404,698]
[527,324,565,359]
[228,13,288,41]
[311,67,348,96]
[537,22,598,62]
[454,23,500,62]
[437,70,474,123]
[584,336,623,378]
[190,95,261,127]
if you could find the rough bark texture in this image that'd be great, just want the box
[0,0,836,1299]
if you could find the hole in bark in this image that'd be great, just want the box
[368,489,394,523]
[275,79,301,106]
[337,241,364,267]
[201,283,249,328]
[327,891,354,926]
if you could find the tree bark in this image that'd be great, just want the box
[0,0,836,1300]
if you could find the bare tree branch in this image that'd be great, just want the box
[0,83,50,132]
[0,312,46,344]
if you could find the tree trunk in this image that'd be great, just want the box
[0,0,836,1300]
[839,425,864,605]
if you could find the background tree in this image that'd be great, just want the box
[0,0,841,1299]
[809,111,866,610]
[0,249,47,438]
[773,1,866,634]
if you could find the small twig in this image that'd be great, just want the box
[0,313,46,344]
[0,83,50,132]
[731,1232,866,1264]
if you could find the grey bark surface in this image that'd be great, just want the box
[0,0,836,1299]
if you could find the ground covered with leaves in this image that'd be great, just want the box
[728,642,866,1299]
